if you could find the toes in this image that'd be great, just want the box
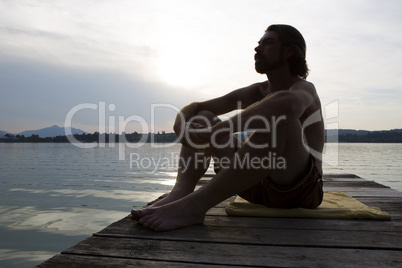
[138,208,152,217]
[130,209,140,221]
[139,214,155,228]
[131,208,150,221]
[154,222,170,232]
[153,225,164,232]
[150,219,162,230]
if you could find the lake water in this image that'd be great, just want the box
[0,142,401,267]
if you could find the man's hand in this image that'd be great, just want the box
[174,103,229,151]
[181,122,211,151]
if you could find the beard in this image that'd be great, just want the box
[254,51,285,74]
[255,59,269,74]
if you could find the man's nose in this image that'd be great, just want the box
[254,45,261,53]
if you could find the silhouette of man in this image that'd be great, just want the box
[131,24,324,231]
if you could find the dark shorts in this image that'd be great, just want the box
[236,155,323,209]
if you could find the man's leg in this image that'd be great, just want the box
[133,117,310,231]
[131,111,229,220]
[148,145,210,207]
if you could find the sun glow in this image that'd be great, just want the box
[155,43,207,87]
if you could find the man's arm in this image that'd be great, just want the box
[173,82,267,136]
[208,81,317,139]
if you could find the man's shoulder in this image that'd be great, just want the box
[233,81,269,98]
[246,80,269,97]
[290,80,319,98]
[291,80,316,91]
[245,80,269,91]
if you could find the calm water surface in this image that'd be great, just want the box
[0,142,401,267]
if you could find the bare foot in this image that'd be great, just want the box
[133,199,206,232]
[131,186,194,221]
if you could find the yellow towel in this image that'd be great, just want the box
[226,191,391,220]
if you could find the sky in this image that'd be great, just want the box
[1,0,402,134]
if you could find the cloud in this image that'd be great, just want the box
[1,0,402,132]
[0,57,197,133]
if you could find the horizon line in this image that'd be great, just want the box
[2,124,402,136]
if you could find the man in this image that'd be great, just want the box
[131,24,324,232]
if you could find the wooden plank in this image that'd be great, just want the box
[207,204,401,220]
[322,174,361,178]
[36,254,225,268]
[96,221,402,250]
[202,216,402,232]
[208,205,400,220]
[324,179,369,184]
[203,174,391,189]
[322,180,390,188]
[105,215,402,233]
[354,197,402,205]
[208,208,401,220]
[37,174,402,267]
[323,185,397,191]
[323,188,402,197]
[62,236,402,268]
[356,201,402,212]
[201,173,363,182]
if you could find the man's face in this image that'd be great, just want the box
[254,31,285,74]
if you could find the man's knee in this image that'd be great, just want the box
[243,117,301,151]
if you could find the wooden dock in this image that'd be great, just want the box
[37,174,402,267]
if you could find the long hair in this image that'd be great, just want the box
[266,24,309,79]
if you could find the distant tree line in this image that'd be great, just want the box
[330,131,402,143]
[327,130,402,143]
[1,129,402,143]
[0,132,178,143]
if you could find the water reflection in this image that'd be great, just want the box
[323,143,402,191]
[8,188,161,202]
[0,205,128,236]
[0,143,180,267]
[0,249,56,267]
[1,142,401,267]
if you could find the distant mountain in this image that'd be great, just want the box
[0,130,11,137]
[17,125,87,138]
